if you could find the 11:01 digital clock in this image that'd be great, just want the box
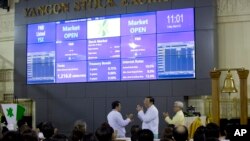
[167,14,184,24]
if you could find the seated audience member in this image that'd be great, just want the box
[2,126,9,135]
[205,123,220,139]
[160,138,174,141]
[17,119,29,130]
[19,124,31,134]
[160,126,173,141]
[205,137,220,141]
[95,122,114,141]
[193,126,206,141]
[83,133,97,141]
[167,124,175,129]
[172,125,188,141]
[70,120,87,141]
[138,129,154,141]
[51,133,68,141]
[2,131,23,141]
[163,101,185,126]
[22,129,39,141]
[38,132,45,141]
[36,122,45,140]
[130,125,141,141]
[0,122,3,139]
[41,122,55,141]
[223,124,235,141]
[37,122,45,132]
[1,116,7,126]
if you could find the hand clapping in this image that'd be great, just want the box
[136,105,143,112]
[163,112,169,118]
[126,114,134,120]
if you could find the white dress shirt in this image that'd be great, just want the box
[107,110,131,137]
[165,110,185,126]
[138,105,159,135]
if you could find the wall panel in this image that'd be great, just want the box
[14,0,216,134]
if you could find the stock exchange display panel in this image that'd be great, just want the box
[27,8,195,84]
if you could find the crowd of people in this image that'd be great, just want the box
[1,120,230,141]
[0,96,235,141]
[0,120,232,141]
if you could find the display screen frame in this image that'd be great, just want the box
[26,8,196,84]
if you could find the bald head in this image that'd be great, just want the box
[173,125,188,141]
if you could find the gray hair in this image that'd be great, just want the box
[174,101,184,109]
[73,120,87,133]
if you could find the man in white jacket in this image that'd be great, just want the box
[137,96,159,138]
[107,101,133,138]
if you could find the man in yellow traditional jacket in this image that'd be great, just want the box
[163,101,185,126]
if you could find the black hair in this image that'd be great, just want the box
[161,127,173,140]
[173,125,188,141]
[138,129,154,141]
[206,137,220,141]
[193,126,206,141]
[22,129,38,141]
[95,122,114,141]
[160,138,174,141]
[83,133,97,141]
[17,119,28,129]
[51,133,69,141]
[111,101,120,109]
[2,131,23,141]
[36,122,44,131]
[205,123,220,139]
[41,121,55,139]
[224,123,237,140]
[19,124,31,134]
[130,125,141,141]
[146,96,154,104]
[2,126,9,135]
[168,124,175,129]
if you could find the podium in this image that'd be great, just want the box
[1,104,25,130]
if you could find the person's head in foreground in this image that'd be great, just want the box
[95,122,114,141]
[173,125,188,141]
[138,129,154,141]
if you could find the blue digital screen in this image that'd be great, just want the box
[27,8,195,84]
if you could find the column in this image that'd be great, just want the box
[237,69,249,125]
[210,70,221,125]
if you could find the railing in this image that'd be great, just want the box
[0,69,14,101]
[0,69,13,82]
[188,96,250,119]
[203,97,250,119]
